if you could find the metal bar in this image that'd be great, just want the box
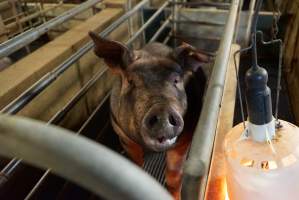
[140,7,146,46]
[170,19,225,26]
[1,0,149,115]
[181,1,240,200]
[0,0,150,186]
[163,31,172,44]
[170,1,230,9]
[171,0,177,47]
[126,0,134,39]
[0,0,103,58]
[149,17,170,42]
[0,115,172,200]
[127,1,169,45]
[245,0,257,45]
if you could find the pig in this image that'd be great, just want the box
[89,31,208,199]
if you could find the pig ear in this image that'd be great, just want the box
[89,31,133,73]
[173,42,210,72]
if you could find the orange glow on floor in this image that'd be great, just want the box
[205,176,230,200]
[223,179,230,200]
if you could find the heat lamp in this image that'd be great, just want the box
[224,1,299,200]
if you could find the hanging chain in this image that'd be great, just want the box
[271,1,281,40]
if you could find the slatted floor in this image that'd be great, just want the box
[143,152,167,186]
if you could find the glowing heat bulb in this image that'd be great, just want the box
[224,120,299,200]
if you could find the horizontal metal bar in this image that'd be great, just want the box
[149,17,170,43]
[170,19,225,26]
[126,1,169,45]
[0,115,172,200]
[170,1,230,9]
[0,0,102,58]
[181,0,240,200]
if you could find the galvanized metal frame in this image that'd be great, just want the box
[0,0,247,199]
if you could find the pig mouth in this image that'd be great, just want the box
[140,132,179,152]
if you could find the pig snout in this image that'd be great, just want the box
[141,104,184,152]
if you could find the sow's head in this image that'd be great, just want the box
[89,32,209,152]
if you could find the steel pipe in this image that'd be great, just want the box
[245,0,257,45]
[149,17,170,42]
[0,115,172,200]
[181,0,240,200]
[0,0,103,58]
[127,1,169,44]
[170,2,230,9]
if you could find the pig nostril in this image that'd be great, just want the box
[169,115,177,126]
[148,115,158,127]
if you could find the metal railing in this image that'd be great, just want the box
[0,114,172,200]
[0,0,150,188]
[0,0,103,58]
[0,0,173,198]
[181,1,241,200]
[0,0,244,199]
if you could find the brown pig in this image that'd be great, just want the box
[89,32,208,199]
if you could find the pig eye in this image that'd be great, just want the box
[128,79,135,86]
[170,74,181,86]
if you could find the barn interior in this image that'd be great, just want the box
[0,0,298,200]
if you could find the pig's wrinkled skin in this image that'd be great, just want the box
[89,32,208,199]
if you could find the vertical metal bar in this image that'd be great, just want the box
[181,1,240,200]
[140,7,146,47]
[126,1,169,45]
[126,0,134,39]
[149,17,170,43]
[245,0,257,45]
[171,0,177,47]
[9,0,31,53]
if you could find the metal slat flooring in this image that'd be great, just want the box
[143,152,166,186]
